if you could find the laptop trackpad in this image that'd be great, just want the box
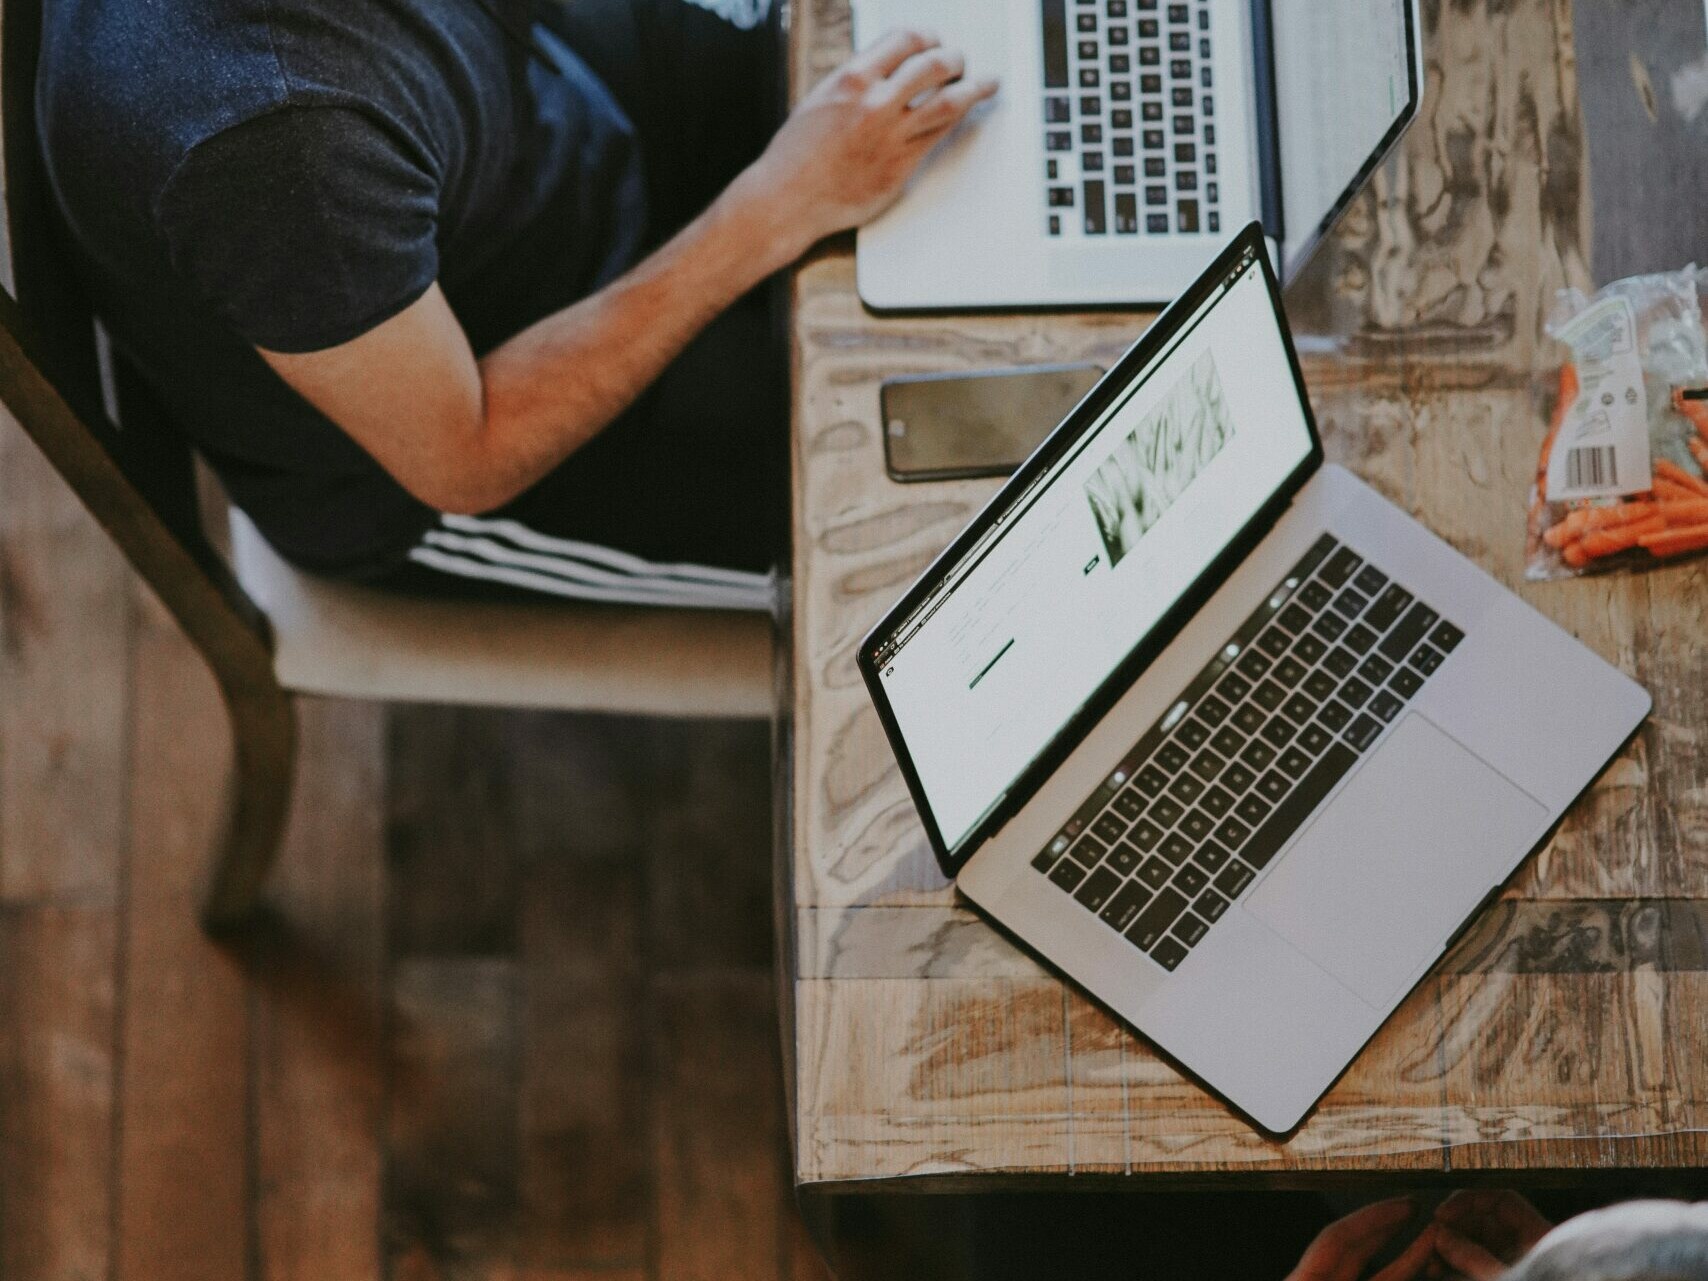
[1245,715,1546,1010]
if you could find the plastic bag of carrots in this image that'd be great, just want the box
[1527,265,1708,578]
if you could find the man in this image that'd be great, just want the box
[38,0,994,607]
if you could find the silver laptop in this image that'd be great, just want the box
[851,0,1424,309]
[857,226,1650,1133]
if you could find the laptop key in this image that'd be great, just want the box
[1302,669,1338,702]
[1136,855,1173,890]
[1174,863,1209,896]
[1255,769,1291,803]
[1092,812,1127,844]
[1159,832,1194,865]
[1240,743,1357,869]
[1297,580,1332,611]
[1390,666,1424,698]
[1319,546,1363,588]
[1112,788,1146,820]
[1274,656,1308,688]
[1365,583,1414,633]
[1134,764,1168,795]
[1172,912,1209,947]
[1316,700,1353,732]
[1196,694,1231,726]
[1189,748,1226,781]
[1100,880,1153,933]
[1213,816,1252,850]
[1292,633,1328,665]
[1277,746,1313,779]
[1311,611,1348,642]
[1297,723,1334,756]
[1050,859,1088,894]
[1213,859,1255,899]
[1252,679,1286,712]
[1194,840,1231,873]
[1210,725,1244,758]
[1353,564,1388,597]
[1220,761,1257,794]
[1234,793,1270,826]
[1176,718,1210,749]
[1199,784,1234,819]
[1256,626,1292,657]
[1357,653,1394,685]
[1410,644,1445,676]
[1345,714,1383,752]
[1322,647,1358,679]
[1168,773,1205,805]
[1127,888,1189,952]
[1127,817,1164,851]
[1333,588,1369,619]
[1179,809,1213,842]
[1155,742,1190,772]
[1150,795,1185,828]
[1107,840,1143,876]
[1339,676,1374,708]
[1369,690,1404,723]
[1177,198,1199,232]
[1343,623,1379,655]
[1282,692,1317,724]
[1196,889,1229,922]
[1069,834,1108,868]
[1430,619,1464,652]
[1276,603,1313,634]
[1259,715,1297,748]
[1150,935,1190,971]
[1240,739,1277,771]
[1075,866,1122,912]
[1232,703,1266,734]
[1235,649,1271,681]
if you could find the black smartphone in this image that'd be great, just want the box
[881,363,1105,482]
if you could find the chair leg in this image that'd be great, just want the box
[200,679,298,932]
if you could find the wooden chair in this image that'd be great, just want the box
[0,0,776,930]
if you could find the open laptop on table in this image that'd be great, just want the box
[857,224,1650,1133]
[852,0,1424,309]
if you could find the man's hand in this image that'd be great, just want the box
[1431,1190,1552,1280]
[1286,1198,1441,1281]
[738,29,998,255]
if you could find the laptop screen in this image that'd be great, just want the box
[868,243,1315,855]
[1271,0,1418,272]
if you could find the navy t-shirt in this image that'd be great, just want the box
[36,0,648,577]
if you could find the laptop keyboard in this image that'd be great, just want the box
[1040,0,1221,239]
[1030,534,1465,973]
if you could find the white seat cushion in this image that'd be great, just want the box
[229,510,775,718]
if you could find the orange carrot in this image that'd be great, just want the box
[1638,521,1708,558]
[1563,542,1594,568]
[1543,501,1656,548]
[1660,498,1708,526]
[1655,477,1704,503]
[1690,436,1708,473]
[1655,459,1708,499]
[1576,515,1668,560]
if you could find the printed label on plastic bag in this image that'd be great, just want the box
[1546,296,1651,500]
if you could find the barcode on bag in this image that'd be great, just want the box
[1566,446,1617,490]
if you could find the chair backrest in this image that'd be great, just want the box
[0,0,276,683]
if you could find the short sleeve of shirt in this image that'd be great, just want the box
[156,104,440,353]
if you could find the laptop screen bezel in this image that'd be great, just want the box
[1270,0,1424,282]
[857,224,1326,878]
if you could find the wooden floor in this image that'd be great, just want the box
[0,413,831,1281]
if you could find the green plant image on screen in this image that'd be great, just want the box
[1083,351,1236,568]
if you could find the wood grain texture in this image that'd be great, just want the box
[784,0,1708,1184]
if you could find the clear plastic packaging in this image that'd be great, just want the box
[1526,266,1708,579]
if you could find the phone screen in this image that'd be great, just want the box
[882,364,1106,482]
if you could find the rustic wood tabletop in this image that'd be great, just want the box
[782,0,1708,1189]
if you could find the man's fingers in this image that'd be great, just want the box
[1370,1223,1439,1281]
[1291,1199,1416,1281]
[903,76,1000,138]
[848,28,937,81]
[885,45,966,107]
[1492,1192,1553,1245]
[1435,1227,1510,1281]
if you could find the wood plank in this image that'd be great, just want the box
[116,584,250,1281]
[652,970,789,1281]
[386,957,521,1278]
[252,698,387,1281]
[514,713,649,1271]
[0,905,119,1281]
[0,410,130,902]
[387,706,524,958]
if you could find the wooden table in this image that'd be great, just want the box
[779,0,1708,1202]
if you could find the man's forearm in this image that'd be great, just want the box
[460,169,806,512]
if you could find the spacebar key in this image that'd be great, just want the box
[1238,743,1357,870]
